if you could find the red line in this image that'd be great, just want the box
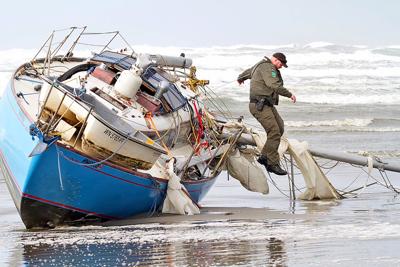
[82,164,163,190]
[57,142,168,184]
[2,147,202,217]
[23,193,119,220]
[182,176,216,184]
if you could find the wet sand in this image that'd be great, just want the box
[101,206,310,226]
[2,164,400,266]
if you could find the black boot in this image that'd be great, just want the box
[267,164,287,176]
[257,155,268,169]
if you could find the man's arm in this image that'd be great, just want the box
[237,68,252,84]
[259,64,292,98]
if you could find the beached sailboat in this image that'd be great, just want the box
[0,27,243,228]
[2,27,400,229]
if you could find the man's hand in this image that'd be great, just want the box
[291,95,296,103]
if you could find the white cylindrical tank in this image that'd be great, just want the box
[114,67,142,99]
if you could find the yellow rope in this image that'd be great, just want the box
[146,114,172,157]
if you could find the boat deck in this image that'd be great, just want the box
[10,61,228,181]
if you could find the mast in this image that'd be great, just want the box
[218,132,400,173]
[308,149,400,173]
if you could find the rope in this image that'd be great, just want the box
[57,130,134,167]
[145,113,172,157]
[280,153,400,198]
[212,80,238,91]
[353,156,375,195]
[192,100,204,148]
[199,85,234,119]
[266,171,290,198]
[379,170,400,193]
[56,145,64,191]
[147,181,162,217]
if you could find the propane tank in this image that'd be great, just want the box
[114,66,142,99]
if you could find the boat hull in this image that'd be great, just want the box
[0,82,217,228]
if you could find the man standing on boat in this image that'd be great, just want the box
[237,53,296,175]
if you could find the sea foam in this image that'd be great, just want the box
[0,44,399,106]
[286,118,373,128]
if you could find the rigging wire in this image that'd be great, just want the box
[266,171,290,198]
[28,28,400,200]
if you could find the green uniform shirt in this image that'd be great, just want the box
[238,57,292,105]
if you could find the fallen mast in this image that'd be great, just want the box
[219,132,400,173]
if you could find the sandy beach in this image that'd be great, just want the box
[2,162,400,266]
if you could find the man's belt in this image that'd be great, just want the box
[250,96,273,105]
[250,96,273,111]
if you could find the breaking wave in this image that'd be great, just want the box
[1,43,400,106]
[286,118,400,132]
[296,94,400,105]
[286,118,373,128]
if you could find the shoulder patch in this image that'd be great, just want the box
[271,71,277,78]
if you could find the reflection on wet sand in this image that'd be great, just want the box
[299,199,341,214]
[21,231,287,266]
[4,172,400,266]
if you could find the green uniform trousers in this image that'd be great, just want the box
[249,103,284,165]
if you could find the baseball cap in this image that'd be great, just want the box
[273,52,288,68]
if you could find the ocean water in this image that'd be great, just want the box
[1,43,400,266]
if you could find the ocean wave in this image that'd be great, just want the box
[1,46,400,106]
[286,118,373,128]
[197,44,296,51]
[289,127,400,133]
[286,117,400,132]
[296,94,400,105]
[195,51,400,71]
[372,47,400,57]
[210,89,400,105]
[303,42,334,48]
[2,45,400,69]
[346,127,400,132]
[286,67,400,78]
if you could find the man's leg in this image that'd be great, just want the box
[249,104,281,165]
[265,107,288,175]
[250,104,287,175]
[272,106,284,136]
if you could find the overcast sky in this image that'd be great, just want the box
[0,0,399,49]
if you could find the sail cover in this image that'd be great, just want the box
[279,138,342,200]
[252,131,341,200]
